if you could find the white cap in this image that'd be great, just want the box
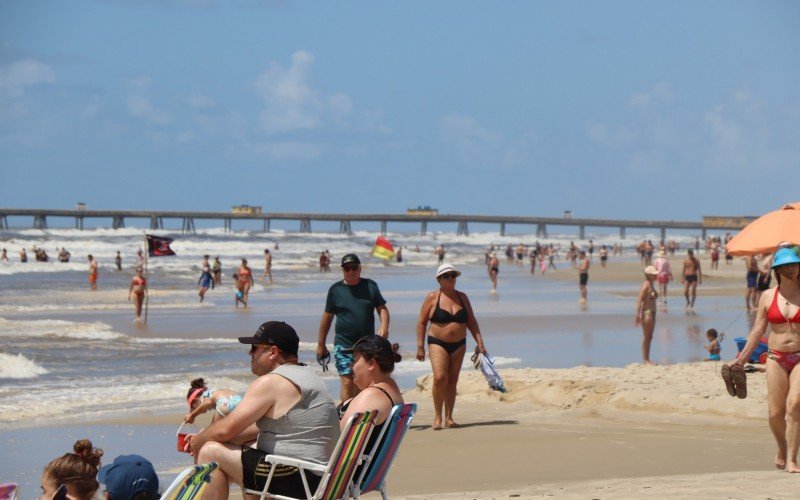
[435,263,462,279]
[644,265,658,275]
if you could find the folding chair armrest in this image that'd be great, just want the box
[264,454,327,473]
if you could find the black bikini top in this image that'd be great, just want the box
[337,385,395,420]
[430,291,468,324]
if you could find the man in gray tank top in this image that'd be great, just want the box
[189,321,339,498]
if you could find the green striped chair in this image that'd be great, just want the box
[161,462,218,500]
[245,410,377,500]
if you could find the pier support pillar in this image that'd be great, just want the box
[0,215,7,230]
[380,221,387,236]
[149,216,160,230]
[33,215,47,230]
[340,220,352,235]
[660,227,666,242]
[224,218,232,232]
[536,223,548,238]
[701,228,707,240]
[112,216,125,230]
[619,226,626,239]
[181,218,196,234]
[579,225,585,240]
[500,222,505,236]
[457,221,469,236]
[263,219,270,233]
[75,217,84,230]
[300,219,311,233]
[421,221,427,236]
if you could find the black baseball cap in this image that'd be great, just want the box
[341,254,361,267]
[238,321,299,355]
[342,335,392,357]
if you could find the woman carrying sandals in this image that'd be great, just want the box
[727,246,800,472]
[417,264,488,430]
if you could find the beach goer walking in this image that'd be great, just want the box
[87,254,98,291]
[20,248,27,262]
[396,247,403,263]
[317,253,390,401]
[417,264,488,430]
[261,248,273,284]
[136,249,145,269]
[40,439,103,500]
[653,250,673,306]
[434,244,446,265]
[212,256,222,284]
[128,267,146,322]
[58,247,71,262]
[599,245,608,267]
[757,253,773,303]
[114,251,122,271]
[232,273,245,308]
[487,252,499,292]
[1,248,6,261]
[682,249,702,309]
[728,247,800,472]
[319,251,329,272]
[635,266,659,364]
[198,266,214,302]
[746,254,760,309]
[704,328,721,361]
[236,258,253,307]
[189,321,338,498]
[575,251,590,302]
[184,377,242,424]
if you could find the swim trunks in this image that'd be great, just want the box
[746,271,758,289]
[685,274,697,283]
[579,272,589,286]
[708,353,721,361]
[333,344,354,376]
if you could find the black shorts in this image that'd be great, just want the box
[579,273,589,286]
[241,447,321,497]
[757,274,772,292]
[685,275,697,283]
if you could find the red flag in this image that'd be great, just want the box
[146,235,176,257]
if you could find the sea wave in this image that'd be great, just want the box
[0,317,125,340]
[0,353,49,379]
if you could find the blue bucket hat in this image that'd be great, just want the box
[771,247,800,269]
[98,455,159,499]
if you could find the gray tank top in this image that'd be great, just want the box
[256,363,340,466]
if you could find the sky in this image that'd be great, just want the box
[1,0,799,221]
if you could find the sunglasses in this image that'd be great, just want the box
[439,272,458,279]
[249,344,274,355]
[342,265,360,272]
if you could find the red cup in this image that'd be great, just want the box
[177,432,189,452]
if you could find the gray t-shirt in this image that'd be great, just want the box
[255,363,340,466]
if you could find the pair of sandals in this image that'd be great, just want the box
[721,364,747,399]
[317,352,331,372]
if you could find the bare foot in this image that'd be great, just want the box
[786,461,800,473]
[775,452,787,470]
[643,360,655,365]
[432,417,442,431]
[445,419,459,429]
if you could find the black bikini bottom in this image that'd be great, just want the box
[427,336,466,354]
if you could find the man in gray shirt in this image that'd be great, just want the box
[191,321,339,498]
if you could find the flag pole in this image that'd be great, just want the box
[143,234,149,325]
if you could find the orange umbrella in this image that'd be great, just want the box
[726,202,800,256]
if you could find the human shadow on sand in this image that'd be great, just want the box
[411,419,518,431]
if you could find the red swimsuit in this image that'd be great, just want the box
[767,290,800,373]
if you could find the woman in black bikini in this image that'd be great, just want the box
[417,264,488,430]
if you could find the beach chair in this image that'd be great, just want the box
[0,483,18,500]
[160,462,218,500]
[243,410,377,500]
[349,403,417,500]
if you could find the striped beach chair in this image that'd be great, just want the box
[161,462,218,500]
[244,410,377,500]
[350,403,417,500]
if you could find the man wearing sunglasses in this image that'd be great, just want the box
[317,253,390,400]
[190,321,339,498]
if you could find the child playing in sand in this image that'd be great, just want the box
[184,377,242,423]
[704,328,721,361]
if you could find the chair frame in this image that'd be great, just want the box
[244,410,377,500]
[350,403,417,500]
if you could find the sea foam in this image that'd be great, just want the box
[0,353,49,379]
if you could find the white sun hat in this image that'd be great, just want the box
[435,263,462,279]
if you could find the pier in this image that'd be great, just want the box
[0,208,748,240]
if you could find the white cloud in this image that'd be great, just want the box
[187,92,215,109]
[440,113,531,168]
[254,50,376,136]
[628,82,676,109]
[585,121,636,147]
[0,60,55,98]
[127,95,171,125]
